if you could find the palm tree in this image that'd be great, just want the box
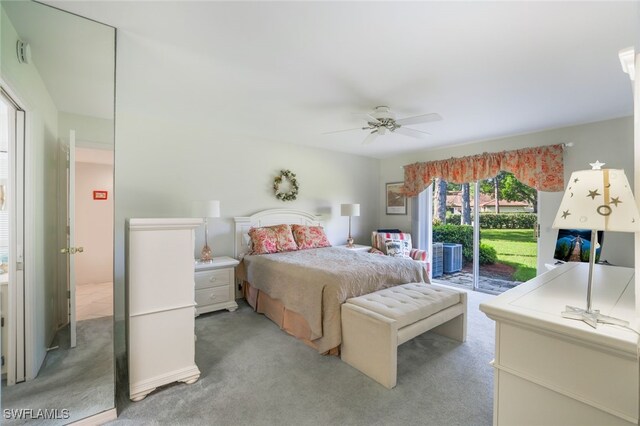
[461,183,471,224]
[434,178,447,223]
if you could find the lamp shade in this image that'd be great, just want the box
[192,200,221,218]
[552,167,640,232]
[341,203,360,217]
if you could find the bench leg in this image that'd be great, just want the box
[341,304,398,389]
[431,291,467,342]
[431,312,466,342]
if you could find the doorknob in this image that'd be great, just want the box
[60,247,84,255]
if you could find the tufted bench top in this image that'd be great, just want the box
[345,283,462,329]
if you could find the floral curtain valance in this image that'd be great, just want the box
[402,144,564,197]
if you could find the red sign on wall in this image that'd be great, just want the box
[93,190,108,200]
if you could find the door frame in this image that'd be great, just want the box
[0,84,29,384]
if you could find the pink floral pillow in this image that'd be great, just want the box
[248,224,298,254]
[291,225,331,249]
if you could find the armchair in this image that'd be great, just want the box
[370,231,430,275]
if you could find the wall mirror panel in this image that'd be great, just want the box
[1,1,115,423]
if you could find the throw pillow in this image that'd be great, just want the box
[248,224,298,254]
[291,224,332,249]
[384,239,411,258]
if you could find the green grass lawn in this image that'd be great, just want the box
[481,229,537,282]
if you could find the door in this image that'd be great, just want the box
[62,130,78,348]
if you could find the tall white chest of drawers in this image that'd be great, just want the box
[126,218,202,401]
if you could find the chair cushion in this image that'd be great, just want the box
[345,283,461,329]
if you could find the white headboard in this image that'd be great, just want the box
[234,209,323,259]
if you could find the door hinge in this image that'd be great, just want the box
[1,355,4,366]
[1,316,4,327]
[535,223,540,239]
[16,261,23,271]
[67,290,71,299]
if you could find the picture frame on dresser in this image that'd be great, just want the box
[386,182,407,215]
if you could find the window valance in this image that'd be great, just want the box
[402,144,565,197]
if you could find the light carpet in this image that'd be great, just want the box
[2,317,114,425]
[111,289,495,426]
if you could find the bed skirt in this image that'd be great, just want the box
[242,281,339,356]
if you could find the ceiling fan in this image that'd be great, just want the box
[326,106,442,144]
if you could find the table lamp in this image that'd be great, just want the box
[341,203,360,248]
[192,200,220,262]
[552,161,640,328]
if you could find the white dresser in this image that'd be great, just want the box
[480,262,638,426]
[194,256,239,315]
[126,218,202,401]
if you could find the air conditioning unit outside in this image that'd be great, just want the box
[432,242,444,277]
[443,243,463,273]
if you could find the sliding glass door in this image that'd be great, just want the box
[430,179,477,290]
[427,174,538,294]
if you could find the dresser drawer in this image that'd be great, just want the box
[194,268,232,290]
[195,286,231,307]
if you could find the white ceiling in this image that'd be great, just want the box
[33,1,640,158]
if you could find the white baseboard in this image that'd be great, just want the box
[69,408,117,425]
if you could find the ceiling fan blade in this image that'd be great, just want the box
[362,131,379,145]
[395,113,442,126]
[353,113,380,124]
[395,126,431,140]
[322,127,363,135]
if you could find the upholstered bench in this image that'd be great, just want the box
[341,283,467,389]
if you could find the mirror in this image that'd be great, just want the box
[1,1,116,423]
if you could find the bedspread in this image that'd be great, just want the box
[239,247,427,352]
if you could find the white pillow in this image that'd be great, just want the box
[384,239,411,258]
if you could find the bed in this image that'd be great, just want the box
[234,209,428,354]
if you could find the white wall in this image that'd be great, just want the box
[1,6,60,377]
[75,161,113,285]
[59,112,114,150]
[113,33,379,326]
[114,113,378,318]
[379,116,634,269]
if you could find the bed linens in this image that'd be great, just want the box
[240,246,426,352]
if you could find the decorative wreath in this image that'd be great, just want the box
[273,169,299,201]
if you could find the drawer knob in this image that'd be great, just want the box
[209,276,217,282]
[209,293,216,300]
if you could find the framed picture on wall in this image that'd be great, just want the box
[93,190,108,200]
[386,182,407,215]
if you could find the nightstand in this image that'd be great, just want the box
[335,244,372,253]
[194,256,240,315]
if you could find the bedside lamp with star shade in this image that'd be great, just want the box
[552,161,640,328]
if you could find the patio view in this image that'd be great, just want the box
[430,172,538,294]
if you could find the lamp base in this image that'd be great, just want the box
[346,237,354,248]
[200,244,213,262]
[561,305,629,329]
